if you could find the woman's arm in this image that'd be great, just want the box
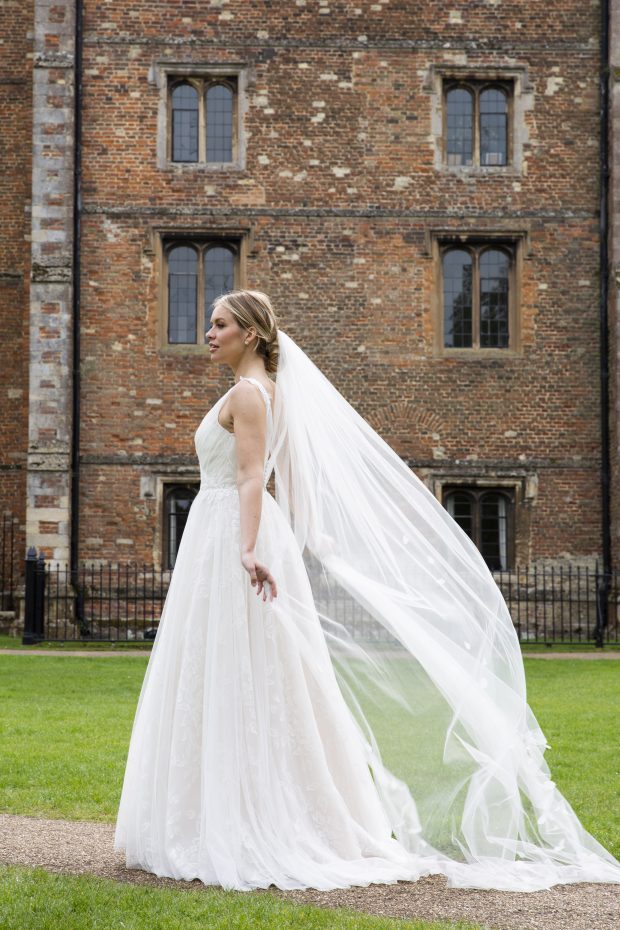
[231,382,265,555]
[229,382,278,600]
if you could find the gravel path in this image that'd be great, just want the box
[1,813,619,930]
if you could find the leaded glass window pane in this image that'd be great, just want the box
[479,249,509,348]
[206,84,233,162]
[446,87,473,166]
[480,87,507,166]
[171,83,199,163]
[204,246,235,320]
[166,485,198,569]
[443,249,473,348]
[446,491,474,539]
[168,246,198,344]
[480,492,508,570]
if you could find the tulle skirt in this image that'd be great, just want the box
[113,487,436,891]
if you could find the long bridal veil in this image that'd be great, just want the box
[268,328,620,892]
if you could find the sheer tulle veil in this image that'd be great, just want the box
[267,328,620,891]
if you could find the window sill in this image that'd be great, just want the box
[435,348,521,360]
[439,165,521,178]
[158,343,210,354]
[161,161,244,172]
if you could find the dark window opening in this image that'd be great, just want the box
[164,238,239,347]
[164,484,199,569]
[441,242,513,350]
[444,81,511,168]
[168,76,236,164]
[444,486,514,571]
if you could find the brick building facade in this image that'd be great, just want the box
[2,0,620,576]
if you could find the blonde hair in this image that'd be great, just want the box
[213,289,279,374]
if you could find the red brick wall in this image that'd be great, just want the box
[0,0,33,564]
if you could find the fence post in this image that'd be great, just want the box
[23,548,45,645]
[595,566,609,649]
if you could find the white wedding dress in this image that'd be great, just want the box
[114,366,620,893]
[114,377,433,890]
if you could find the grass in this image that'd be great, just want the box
[0,655,143,821]
[0,654,618,857]
[520,659,620,856]
[0,865,483,930]
[0,654,617,929]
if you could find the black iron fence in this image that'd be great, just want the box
[21,551,620,647]
[23,552,169,644]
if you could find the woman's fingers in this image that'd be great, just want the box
[253,564,278,601]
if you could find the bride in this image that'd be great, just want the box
[114,289,620,893]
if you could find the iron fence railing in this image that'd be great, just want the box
[21,552,620,647]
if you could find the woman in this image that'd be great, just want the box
[114,289,620,893]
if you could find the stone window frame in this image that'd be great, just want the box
[154,227,250,353]
[149,60,249,171]
[427,227,529,358]
[425,63,532,175]
[428,473,536,571]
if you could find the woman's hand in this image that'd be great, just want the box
[241,550,278,602]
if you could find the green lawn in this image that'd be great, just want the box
[0,654,618,854]
[0,654,617,930]
[0,865,481,930]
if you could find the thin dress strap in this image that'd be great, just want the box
[238,376,273,424]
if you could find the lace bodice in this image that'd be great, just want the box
[194,376,274,491]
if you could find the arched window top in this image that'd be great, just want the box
[206,81,234,100]
[445,488,476,508]
[480,85,507,107]
[445,84,474,103]
[171,82,199,106]
[479,246,510,269]
[168,244,198,273]
[443,247,472,266]
[479,489,511,503]
[165,483,197,507]
[205,242,236,257]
